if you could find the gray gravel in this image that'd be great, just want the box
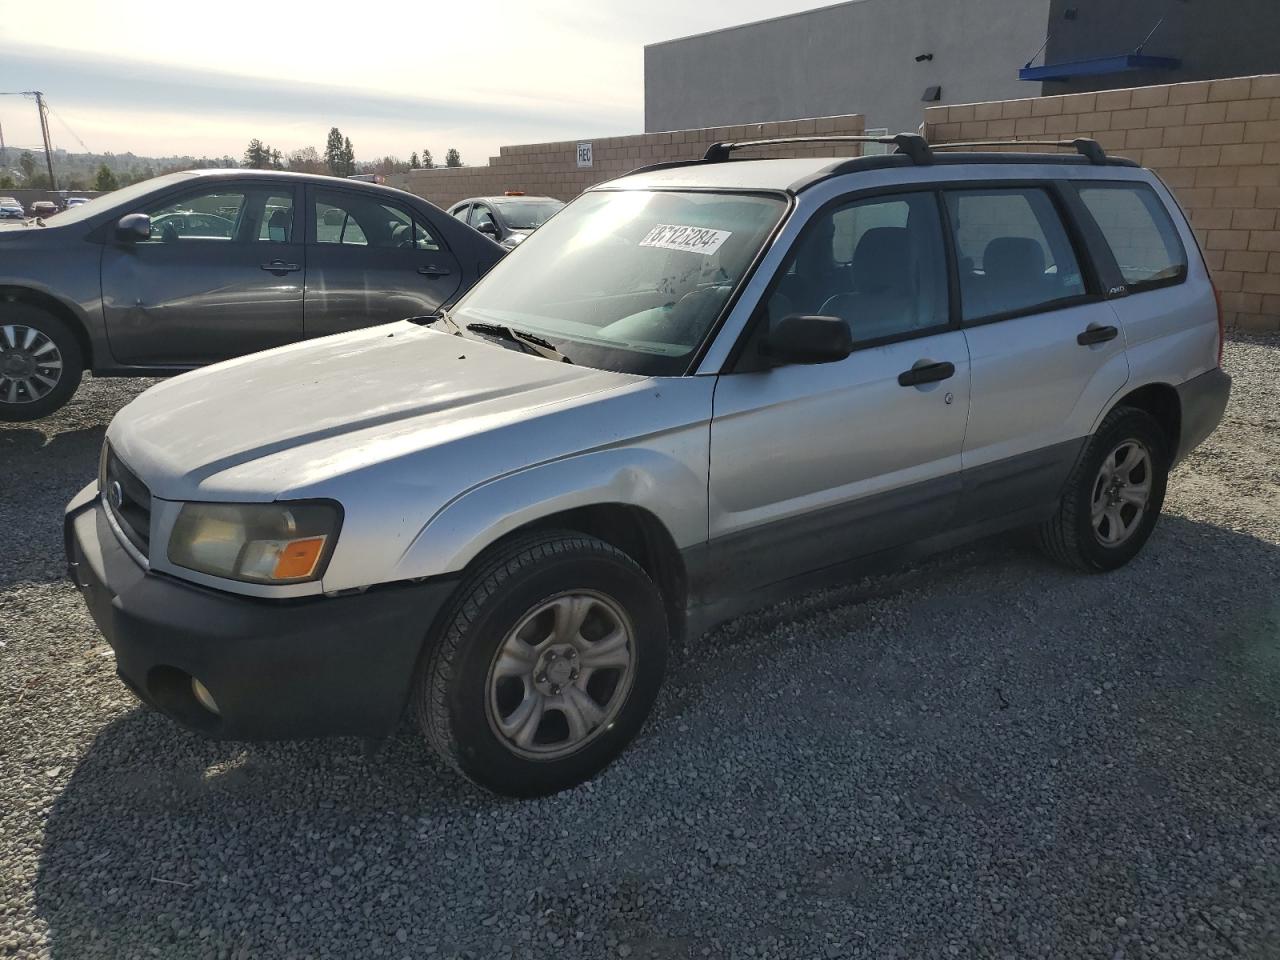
[2,342,1279,960]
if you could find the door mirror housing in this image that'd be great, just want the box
[475,220,499,237]
[115,213,151,243]
[760,314,854,366]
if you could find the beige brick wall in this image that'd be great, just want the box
[925,74,1280,332]
[389,115,866,212]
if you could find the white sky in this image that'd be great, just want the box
[0,0,832,164]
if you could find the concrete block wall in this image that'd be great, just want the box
[924,74,1280,332]
[389,115,866,212]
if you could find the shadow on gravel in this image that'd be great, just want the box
[30,514,1280,959]
[0,424,106,585]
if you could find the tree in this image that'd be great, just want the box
[93,164,119,191]
[19,151,36,181]
[324,127,345,176]
[270,148,283,170]
[243,138,272,169]
[421,149,434,169]
[342,137,355,176]
[287,146,325,174]
[0,175,15,190]
[409,152,419,169]
[444,148,462,168]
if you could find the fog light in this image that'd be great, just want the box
[191,677,221,716]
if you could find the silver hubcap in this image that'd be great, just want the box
[1091,439,1152,547]
[486,591,636,760]
[0,324,63,405]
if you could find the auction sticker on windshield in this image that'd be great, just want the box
[639,224,732,256]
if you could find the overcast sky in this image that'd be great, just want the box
[0,0,832,164]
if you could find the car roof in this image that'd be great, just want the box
[455,195,562,205]
[167,167,436,205]
[594,146,1140,195]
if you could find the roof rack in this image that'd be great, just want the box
[704,133,933,165]
[699,133,1108,166]
[928,138,1108,164]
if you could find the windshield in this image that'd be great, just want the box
[452,189,786,375]
[494,199,565,230]
[47,171,199,227]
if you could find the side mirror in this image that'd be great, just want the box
[760,314,853,366]
[475,220,499,237]
[115,213,151,243]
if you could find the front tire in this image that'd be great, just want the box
[1037,406,1169,572]
[0,303,84,421]
[415,531,668,797]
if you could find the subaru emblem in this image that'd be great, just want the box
[109,481,124,510]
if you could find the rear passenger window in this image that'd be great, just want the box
[766,192,949,345]
[945,188,1086,322]
[1077,183,1186,290]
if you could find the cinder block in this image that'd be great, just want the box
[1220,143,1266,166]
[1232,208,1277,231]
[948,104,976,123]
[1252,75,1280,99]
[1202,122,1246,145]
[1236,310,1280,331]
[1207,229,1250,250]
[1221,291,1262,312]
[1248,230,1280,251]
[1163,125,1204,147]
[1214,269,1243,291]
[1226,99,1271,123]
[1061,93,1097,115]
[1001,99,1033,119]
[1141,146,1180,167]
[1257,186,1280,208]
[1203,248,1226,270]
[987,119,1016,138]
[1179,145,1223,167]
[1195,166,1239,188]
[1014,117,1047,136]
[1169,81,1211,105]
[1208,77,1253,102]
[1242,271,1280,294]
[1130,86,1171,109]
[1238,165,1280,186]
[1191,207,1233,229]
[1046,114,1078,134]
[975,101,1003,121]
[1096,89,1132,111]
[1125,128,1163,149]
[1032,97,1064,116]
[1111,108,1149,130]
[1244,119,1280,142]
[1225,250,1270,272]
[1186,102,1228,125]
[1077,112,1112,131]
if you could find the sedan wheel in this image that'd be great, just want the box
[0,324,64,406]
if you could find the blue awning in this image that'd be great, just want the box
[1019,54,1181,81]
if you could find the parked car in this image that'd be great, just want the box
[27,200,57,218]
[0,169,503,419]
[62,196,92,209]
[66,136,1229,797]
[448,194,564,250]
[0,197,24,220]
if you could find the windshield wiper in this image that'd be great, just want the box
[465,322,572,364]
[407,308,463,335]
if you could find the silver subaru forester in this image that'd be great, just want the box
[66,135,1231,797]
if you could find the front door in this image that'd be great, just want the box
[707,190,971,596]
[303,186,462,337]
[100,182,304,365]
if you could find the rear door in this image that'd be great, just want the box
[946,183,1129,522]
[100,181,304,365]
[303,185,462,337]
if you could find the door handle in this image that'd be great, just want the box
[418,264,452,277]
[261,260,301,273]
[897,360,956,387]
[1077,323,1119,346]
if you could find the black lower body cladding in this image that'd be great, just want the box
[64,486,456,740]
[1174,366,1231,463]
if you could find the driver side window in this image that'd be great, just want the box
[145,190,245,243]
[765,191,949,346]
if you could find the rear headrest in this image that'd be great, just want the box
[852,227,913,293]
[983,236,1045,284]
[267,208,291,241]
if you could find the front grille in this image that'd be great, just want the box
[103,447,152,556]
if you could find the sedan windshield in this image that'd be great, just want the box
[495,199,564,230]
[451,190,786,375]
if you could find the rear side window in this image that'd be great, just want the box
[1077,183,1187,290]
[945,188,1086,322]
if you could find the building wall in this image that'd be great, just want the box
[1042,0,1280,96]
[643,0,1049,135]
[389,114,866,211]
[924,74,1280,332]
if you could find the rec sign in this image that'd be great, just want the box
[576,142,593,168]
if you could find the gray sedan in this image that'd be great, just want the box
[0,169,504,420]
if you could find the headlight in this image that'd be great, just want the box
[168,501,342,584]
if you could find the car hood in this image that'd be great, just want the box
[108,321,642,501]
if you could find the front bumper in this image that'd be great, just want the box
[1174,366,1231,464]
[64,484,458,740]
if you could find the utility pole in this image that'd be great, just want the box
[33,92,55,190]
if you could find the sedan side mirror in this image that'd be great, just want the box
[760,314,854,366]
[475,220,499,237]
[115,213,152,243]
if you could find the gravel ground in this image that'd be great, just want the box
[2,339,1278,960]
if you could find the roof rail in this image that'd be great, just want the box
[928,138,1108,164]
[703,133,933,165]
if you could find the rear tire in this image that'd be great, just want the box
[0,303,84,422]
[1037,406,1168,572]
[414,531,668,797]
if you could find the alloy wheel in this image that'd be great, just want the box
[1091,439,1152,547]
[0,325,64,405]
[486,591,636,760]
